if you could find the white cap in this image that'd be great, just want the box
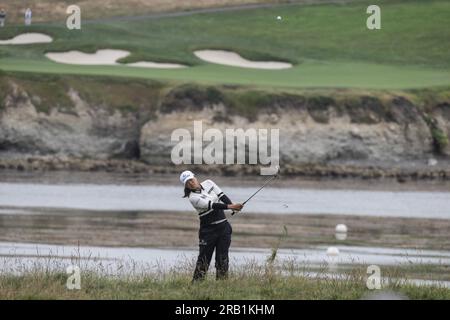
[180,170,195,185]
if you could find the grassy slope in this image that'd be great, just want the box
[2,71,450,112]
[0,0,449,89]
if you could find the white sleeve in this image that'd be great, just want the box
[189,193,210,212]
[204,179,223,197]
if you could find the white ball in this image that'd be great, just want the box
[326,247,340,256]
[335,224,348,233]
[277,16,282,20]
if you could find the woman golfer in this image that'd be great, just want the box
[180,170,243,281]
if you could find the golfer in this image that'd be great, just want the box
[180,170,243,281]
[25,8,32,26]
[0,9,6,27]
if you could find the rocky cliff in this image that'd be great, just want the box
[0,73,449,178]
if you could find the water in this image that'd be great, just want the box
[0,173,449,288]
[0,182,449,219]
[2,241,450,266]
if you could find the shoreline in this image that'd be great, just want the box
[1,157,450,182]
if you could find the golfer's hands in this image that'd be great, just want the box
[228,203,244,211]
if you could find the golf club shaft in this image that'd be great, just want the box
[231,174,278,215]
[242,174,277,205]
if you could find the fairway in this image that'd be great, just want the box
[0,0,449,89]
[1,57,449,89]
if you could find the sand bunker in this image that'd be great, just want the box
[0,33,53,45]
[194,50,292,70]
[45,49,187,69]
[46,49,130,65]
[45,48,292,70]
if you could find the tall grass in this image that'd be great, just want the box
[0,245,449,300]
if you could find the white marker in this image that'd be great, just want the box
[326,247,340,257]
[335,224,348,233]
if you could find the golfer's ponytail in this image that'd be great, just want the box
[183,187,192,198]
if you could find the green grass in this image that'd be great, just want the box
[0,0,449,89]
[1,267,449,300]
[1,58,449,90]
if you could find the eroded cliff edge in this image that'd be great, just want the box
[0,73,449,179]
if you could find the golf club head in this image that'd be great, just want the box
[260,164,280,176]
[267,165,280,180]
[274,165,280,177]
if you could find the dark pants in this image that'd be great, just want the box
[192,221,232,281]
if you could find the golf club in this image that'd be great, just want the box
[231,166,280,215]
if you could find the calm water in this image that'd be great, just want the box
[1,241,450,269]
[0,182,449,219]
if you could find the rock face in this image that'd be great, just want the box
[0,75,449,170]
[433,102,450,156]
[140,104,433,166]
[0,81,142,160]
[139,88,440,167]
